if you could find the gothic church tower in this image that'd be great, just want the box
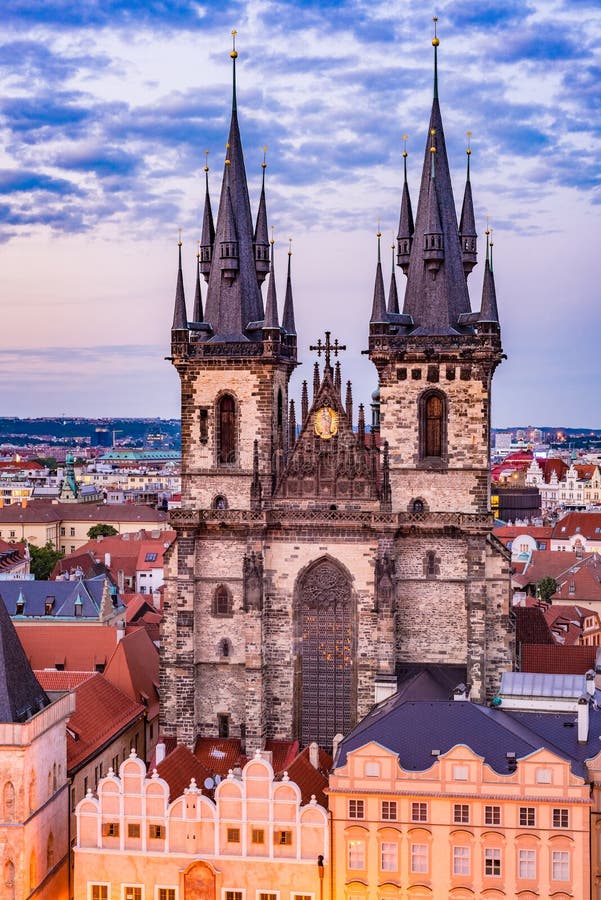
[161,29,513,755]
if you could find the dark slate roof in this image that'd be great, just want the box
[0,592,49,722]
[203,57,264,339]
[401,68,473,333]
[0,574,123,619]
[514,606,556,645]
[334,695,601,780]
[370,240,388,324]
[171,242,187,330]
[282,250,296,335]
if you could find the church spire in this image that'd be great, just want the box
[459,132,478,276]
[282,238,296,334]
[370,230,388,325]
[193,243,203,322]
[396,135,414,273]
[387,240,399,314]
[479,226,499,330]
[203,32,264,340]
[254,147,270,285]
[263,235,279,329]
[199,152,215,281]
[400,20,473,334]
[171,233,188,331]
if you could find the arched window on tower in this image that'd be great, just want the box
[4,860,15,900]
[219,638,231,659]
[212,585,233,617]
[3,782,15,822]
[277,388,283,429]
[419,390,447,461]
[217,394,237,465]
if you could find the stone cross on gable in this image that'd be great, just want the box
[309,331,346,371]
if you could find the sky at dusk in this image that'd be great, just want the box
[0,0,599,426]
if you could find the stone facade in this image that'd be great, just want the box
[160,41,514,755]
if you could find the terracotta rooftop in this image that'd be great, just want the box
[494,525,552,542]
[280,744,331,808]
[193,737,248,776]
[104,628,160,720]
[156,744,211,801]
[15,622,119,671]
[35,670,93,692]
[67,673,145,772]
[553,512,601,541]
[520,644,597,675]
[536,458,569,482]
[0,501,167,525]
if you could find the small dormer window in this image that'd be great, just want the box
[45,597,55,615]
[16,600,24,615]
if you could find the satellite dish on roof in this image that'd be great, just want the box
[214,774,222,785]
[203,777,215,790]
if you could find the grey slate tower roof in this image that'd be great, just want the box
[263,241,279,329]
[400,36,473,335]
[171,239,188,330]
[199,162,215,279]
[282,244,296,334]
[203,46,264,340]
[387,244,400,314]
[254,155,270,285]
[459,142,478,275]
[396,143,414,272]
[192,250,203,322]
[0,592,49,722]
[370,233,388,324]
[479,233,500,325]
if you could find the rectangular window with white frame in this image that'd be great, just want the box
[380,841,398,871]
[156,889,177,900]
[484,848,501,877]
[348,839,366,869]
[553,808,569,828]
[452,846,470,876]
[518,849,536,879]
[123,888,143,900]
[348,798,365,819]
[256,893,279,900]
[552,850,569,881]
[381,800,397,820]
[223,892,244,900]
[484,805,501,826]
[411,801,428,822]
[453,803,470,824]
[519,807,536,827]
[89,887,110,900]
[410,843,428,873]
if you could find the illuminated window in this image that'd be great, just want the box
[90,887,109,900]
[275,830,292,845]
[157,890,176,900]
[348,840,366,869]
[124,888,142,900]
[224,893,242,900]
[252,828,265,844]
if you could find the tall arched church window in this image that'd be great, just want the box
[420,390,447,460]
[217,394,237,465]
[213,585,233,617]
[277,388,283,429]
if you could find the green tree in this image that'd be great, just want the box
[29,542,64,580]
[87,523,119,540]
[537,576,558,602]
[31,456,58,471]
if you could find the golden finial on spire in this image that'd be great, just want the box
[432,16,440,47]
[204,149,210,172]
[231,29,238,59]
[466,131,472,156]
[402,134,408,158]
[178,228,182,247]
[489,225,494,247]
[430,128,437,152]
[485,214,490,236]
[288,237,292,257]
[376,216,381,239]
[225,141,231,165]
[262,146,268,169]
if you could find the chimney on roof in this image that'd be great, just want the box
[117,620,125,642]
[586,670,595,697]
[453,682,470,701]
[104,552,111,569]
[578,696,589,743]
[332,733,344,763]
[118,570,124,593]
[309,741,320,770]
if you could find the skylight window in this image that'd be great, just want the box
[144,552,158,562]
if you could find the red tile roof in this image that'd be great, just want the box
[103,628,160,720]
[156,744,211,801]
[520,644,597,675]
[193,737,247,776]
[34,670,93,692]
[281,745,331,808]
[265,739,299,774]
[15,622,119,671]
[553,513,601,541]
[494,525,552,541]
[536,458,569,482]
[67,673,145,771]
